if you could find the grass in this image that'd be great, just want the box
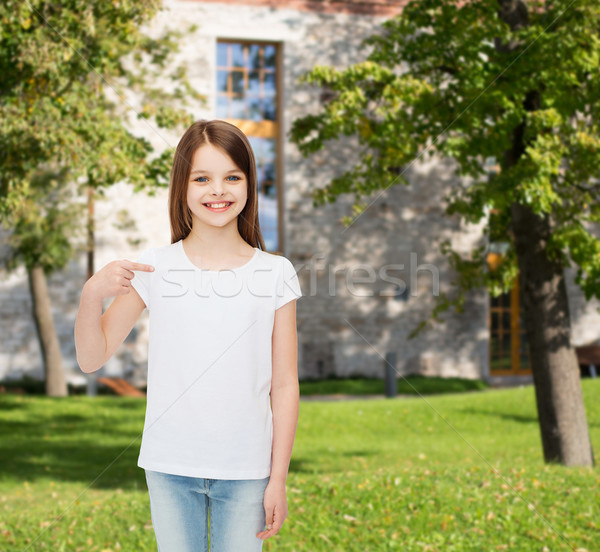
[0,379,599,551]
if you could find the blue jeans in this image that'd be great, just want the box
[144,469,270,552]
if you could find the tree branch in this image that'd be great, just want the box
[494,0,529,53]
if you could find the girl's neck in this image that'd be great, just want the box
[183,225,253,260]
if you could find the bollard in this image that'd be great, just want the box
[87,372,97,397]
[384,352,397,398]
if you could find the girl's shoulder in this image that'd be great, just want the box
[262,252,302,307]
[256,248,292,263]
[255,249,297,272]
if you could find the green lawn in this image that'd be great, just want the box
[0,379,598,551]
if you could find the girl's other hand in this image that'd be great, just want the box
[85,260,154,301]
[256,480,288,541]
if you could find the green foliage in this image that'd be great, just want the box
[290,0,600,335]
[0,0,203,272]
[3,168,82,273]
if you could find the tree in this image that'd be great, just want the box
[290,0,599,467]
[0,1,201,396]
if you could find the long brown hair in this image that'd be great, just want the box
[168,119,266,250]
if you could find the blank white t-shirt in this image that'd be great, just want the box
[130,239,302,479]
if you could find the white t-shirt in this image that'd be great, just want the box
[130,239,302,479]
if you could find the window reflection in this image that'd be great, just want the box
[247,44,260,69]
[263,45,276,68]
[264,72,276,94]
[217,71,228,93]
[231,43,244,67]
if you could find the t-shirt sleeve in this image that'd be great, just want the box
[275,256,302,310]
[130,248,155,310]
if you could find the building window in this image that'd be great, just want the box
[216,41,280,253]
[486,204,531,376]
[488,273,531,376]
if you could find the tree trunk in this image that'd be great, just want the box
[27,265,68,397]
[510,203,594,466]
[497,0,594,468]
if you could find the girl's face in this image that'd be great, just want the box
[186,143,248,230]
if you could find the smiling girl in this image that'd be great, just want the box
[74,119,302,551]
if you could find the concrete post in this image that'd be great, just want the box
[384,352,397,398]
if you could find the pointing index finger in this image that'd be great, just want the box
[123,261,155,272]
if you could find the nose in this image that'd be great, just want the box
[210,182,225,197]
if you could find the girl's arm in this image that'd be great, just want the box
[257,298,299,541]
[74,260,153,373]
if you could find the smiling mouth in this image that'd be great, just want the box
[203,202,233,209]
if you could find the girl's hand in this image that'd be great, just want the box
[256,480,288,541]
[85,260,154,301]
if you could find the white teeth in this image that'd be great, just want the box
[205,202,230,208]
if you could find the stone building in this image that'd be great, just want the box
[1,0,598,389]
